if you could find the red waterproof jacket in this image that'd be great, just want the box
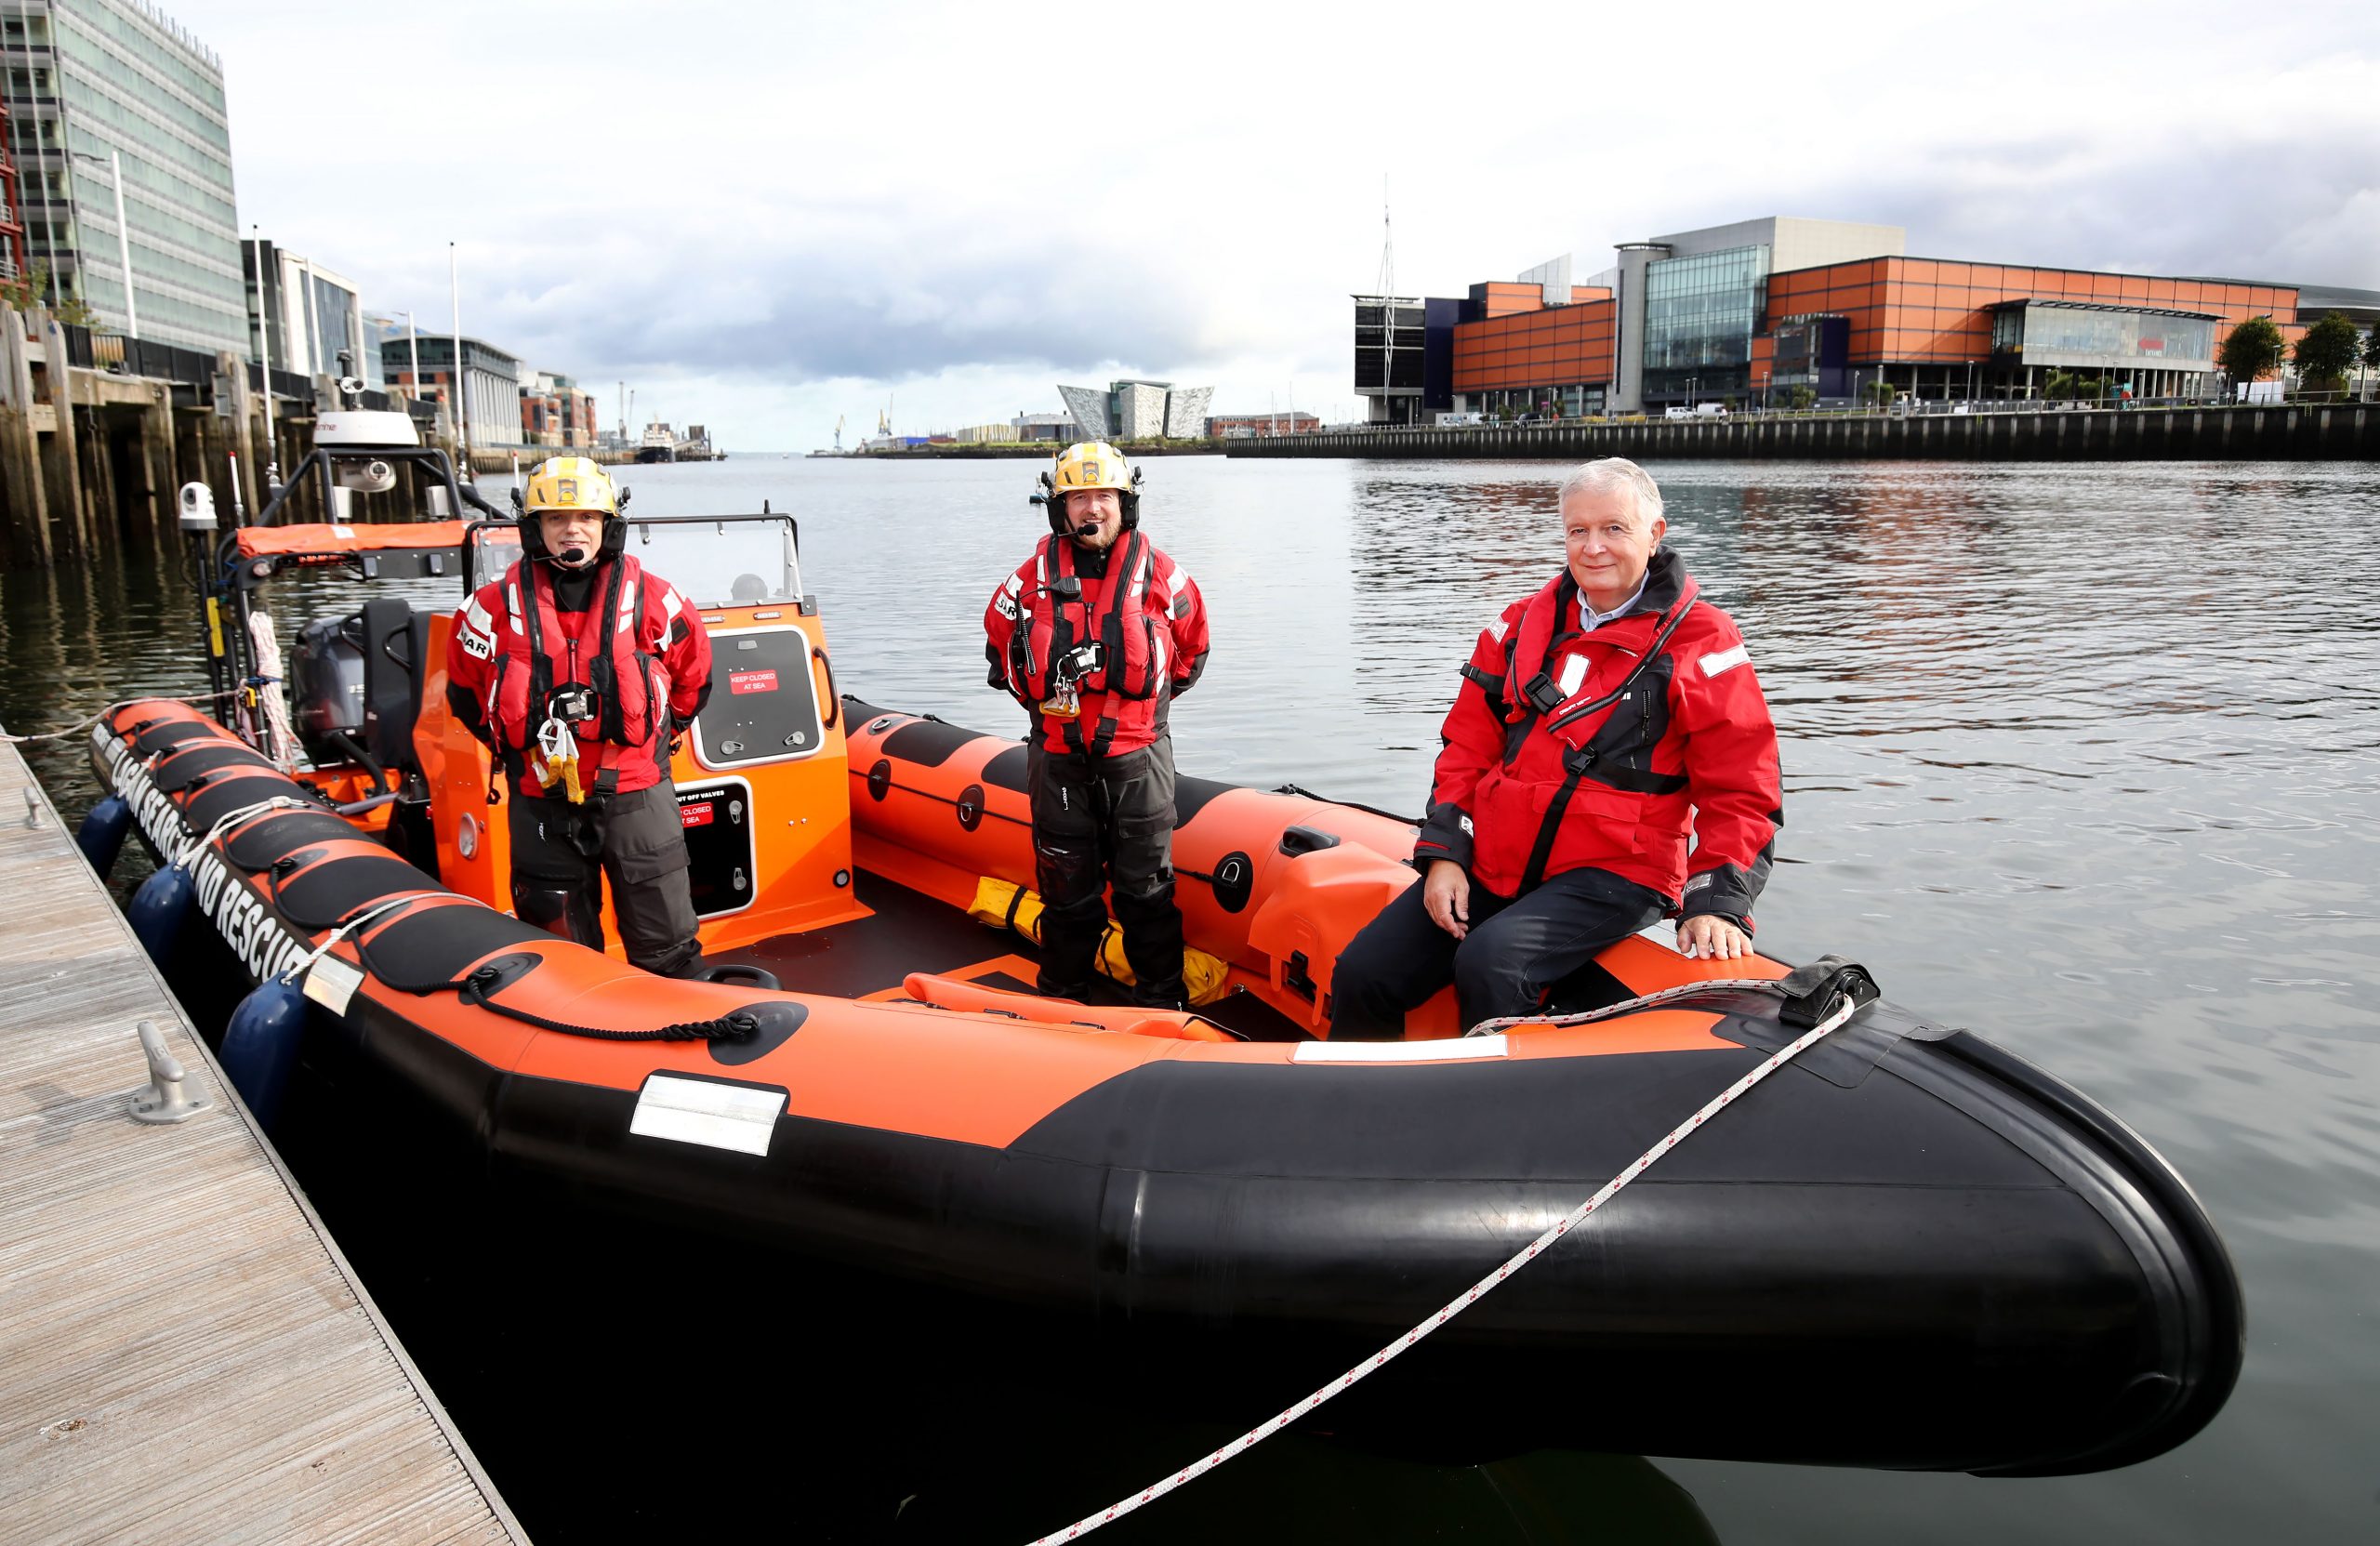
[984,531,1210,758]
[446,554,712,797]
[1411,548,1782,925]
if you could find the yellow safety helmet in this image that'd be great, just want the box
[522,456,619,516]
[518,456,628,563]
[1038,441,1144,534]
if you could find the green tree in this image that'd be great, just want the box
[1863,378,1895,406]
[2292,311,2361,393]
[2218,315,2285,385]
[1785,385,1817,411]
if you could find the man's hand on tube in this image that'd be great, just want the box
[1423,859,1471,941]
[1676,914,1750,961]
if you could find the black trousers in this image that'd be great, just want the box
[1027,738,1186,1007]
[1328,865,1668,1038]
[509,780,703,978]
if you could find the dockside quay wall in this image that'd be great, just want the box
[1225,404,2380,462]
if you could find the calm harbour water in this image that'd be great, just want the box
[3,455,2374,1543]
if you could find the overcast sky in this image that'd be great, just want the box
[191,0,2380,449]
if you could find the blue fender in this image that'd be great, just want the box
[219,976,309,1130]
[126,864,195,968]
[75,795,134,877]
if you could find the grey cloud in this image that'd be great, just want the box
[457,215,1216,388]
[1798,128,2380,287]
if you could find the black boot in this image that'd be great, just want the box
[1037,893,1109,999]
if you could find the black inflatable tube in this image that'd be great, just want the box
[1933,1029,2245,1476]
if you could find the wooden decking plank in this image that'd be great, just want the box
[0,735,529,1545]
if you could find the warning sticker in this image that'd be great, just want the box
[729,669,779,695]
[681,800,715,829]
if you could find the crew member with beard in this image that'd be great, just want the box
[985,441,1210,1008]
[447,456,714,977]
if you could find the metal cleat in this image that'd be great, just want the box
[128,1020,212,1125]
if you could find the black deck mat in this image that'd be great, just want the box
[709,873,1307,1041]
[980,745,1028,791]
[273,853,446,931]
[185,772,316,831]
[131,720,220,757]
[359,904,554,992]
[879,716,979,769]
[226,811,371,872]
[153,744,274,793]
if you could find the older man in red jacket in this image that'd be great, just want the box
[1330,457,1781,1037]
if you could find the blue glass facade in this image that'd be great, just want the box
[1641,244,1767,403]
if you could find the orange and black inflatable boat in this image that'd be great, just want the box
[77,502,2241,1475]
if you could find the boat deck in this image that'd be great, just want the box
[713,867,1312,1039]
[0,734,528,1545]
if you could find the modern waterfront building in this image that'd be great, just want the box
[245,240,376,386]
[1056,378,1214,440]
[1353,293,1459,424]
[1376,215,2372,416]
[378,333,523,450]
[521,370,600,449]
[1209,410,1320,438]
[0,101,24,279]
[0,0,246,353]
[1010,410,1077,443]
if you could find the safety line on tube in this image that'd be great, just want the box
[1024,989,1862,1544]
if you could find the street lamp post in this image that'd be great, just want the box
[400,310,421,403]
[70,147,137,338]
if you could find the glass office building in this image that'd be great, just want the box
[1640,244,1767,403]
[0,0,245,353]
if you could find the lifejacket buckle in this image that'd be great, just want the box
[1523,673,1566,716]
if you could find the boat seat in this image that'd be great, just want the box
[358,597,430,778]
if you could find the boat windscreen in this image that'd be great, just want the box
[619,518,802,609]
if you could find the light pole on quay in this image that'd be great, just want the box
[70,147,137,339]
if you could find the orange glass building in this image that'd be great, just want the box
[1396,217,2375,418]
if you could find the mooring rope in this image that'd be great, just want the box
[0,694,217,745]
[1024,983,1866,1545]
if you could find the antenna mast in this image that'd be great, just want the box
[1376,178,1395,413]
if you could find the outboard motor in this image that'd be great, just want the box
[288,614,368,766]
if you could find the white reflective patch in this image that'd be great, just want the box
[994,592,1019,620]
[1459,813,1474,836]
[302,955,364,1015]
[629,1075,787,1156]
[1699,644,1750,679]
[458,628,495,661]
[464,597,492,631]
[1000,574,1022,598]
[1558,654,1588,697]
[1295,1036,1509,1064]
[1486,615,1510,642]
[660,586,682,617]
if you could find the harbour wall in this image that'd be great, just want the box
[1223,404,2380,461]
[0,306,514,570]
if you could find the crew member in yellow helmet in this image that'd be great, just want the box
[984,441,1211,1008]
[446,456,715,975]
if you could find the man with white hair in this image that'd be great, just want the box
[1330,457,1782,1037]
